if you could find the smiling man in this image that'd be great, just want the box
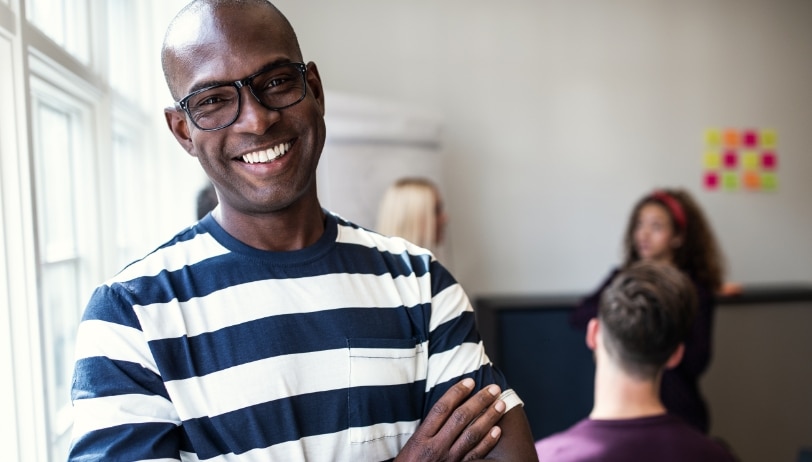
[67,1,536,461]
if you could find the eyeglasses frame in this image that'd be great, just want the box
[174,62,308,131]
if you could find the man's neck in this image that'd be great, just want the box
[589,362,666,420]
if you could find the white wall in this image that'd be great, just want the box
[274,0,812,297]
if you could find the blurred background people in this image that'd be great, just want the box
[572,187,729,434]
[537,261,737,461]
[376,177,448,255]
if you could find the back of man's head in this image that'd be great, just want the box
[598,261,698,380]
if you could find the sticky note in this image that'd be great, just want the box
[723,129,739,148]
[743,170,760,190]
[722,172,739,191]
[703,151,721,169]
[761,129,777,148]
[705,129,722,147]
[723,150,738,169]
[742,129,758,148]
[762,151,777,170]
[703,172,719,190]
[761,172,778,191]
[742,151,759,169]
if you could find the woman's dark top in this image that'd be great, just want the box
[571,267,714,434]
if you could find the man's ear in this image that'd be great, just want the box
[670,234,684,250]
[164,107,196,156]
[665,343,685,369]
[586,318,599,352]
[305,61,325,116]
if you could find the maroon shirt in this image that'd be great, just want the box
[535,414,736,461]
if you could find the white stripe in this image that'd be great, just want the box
[166,342,428,419]
[111,231,227,283]
[74,320,158,373]
[498,389,525,413]
[177,424,414,462]
[426,341,492,390]
[135,272,432,341]
[429,283,473,331]
[71,393,179,439]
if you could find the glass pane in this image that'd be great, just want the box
[112,130,144,266]
[40,260,80,457]
[107,0,139,98]
[26,0,90,64]
[36,102,77,259]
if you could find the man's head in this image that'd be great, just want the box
[588,261,698,381]
[162,0,326,217]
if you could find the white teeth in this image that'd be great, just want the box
[241,142,291,164]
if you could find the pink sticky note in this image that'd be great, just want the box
[723,150,738,169]
[703,172,719,190]
[762,151,777,170]
[743,130,758,148]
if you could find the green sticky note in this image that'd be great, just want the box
[761,172,778,191]
[722,172,739,191]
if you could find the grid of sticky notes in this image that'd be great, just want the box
[703,128,778,192]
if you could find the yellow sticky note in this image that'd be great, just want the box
[742,151,759,170]
[761,129,777,148]
[703,151,721,169]
[705,129,722,147]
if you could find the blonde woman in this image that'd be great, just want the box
[376,178,448,253]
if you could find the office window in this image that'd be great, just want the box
[26,0,91,64]
[29,72,99,462]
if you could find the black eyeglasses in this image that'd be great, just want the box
[175,62,307,131]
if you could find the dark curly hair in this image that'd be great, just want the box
[622,188,725,291]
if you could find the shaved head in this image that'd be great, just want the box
[161,0,302,100]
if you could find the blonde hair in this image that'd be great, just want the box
[376,178,441,251]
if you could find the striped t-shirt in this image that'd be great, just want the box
[69,210,521,461]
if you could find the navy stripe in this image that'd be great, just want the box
[119,243,432,307]
[429,259,458,296]
[182,382,425,459]
[423,365,510,417]
[68,421,180,461]
[153,305,431,381]
[72,357,170,400]
[80,285,142,330]
[429,311,481,356]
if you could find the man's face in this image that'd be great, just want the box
[164,5,326,217]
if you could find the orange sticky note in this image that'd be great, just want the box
[743,170,760,190]
[723,129,739,148]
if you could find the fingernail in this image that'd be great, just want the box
[490,426,501,438]
[462,378,474,389]
[494,399,506,413]
[487,384,500,396]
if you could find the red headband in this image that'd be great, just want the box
[650,190,687,231]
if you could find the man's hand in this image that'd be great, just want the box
[395,378,507,462]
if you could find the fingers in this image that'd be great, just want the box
[418,378,478,437]
[447,390,507,460]
[462,426,502,462]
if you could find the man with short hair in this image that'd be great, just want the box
[68,1,536,461]
[536,261,737,461]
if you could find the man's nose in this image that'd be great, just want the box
[231,86,280,134]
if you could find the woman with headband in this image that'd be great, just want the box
[571,188,729,434]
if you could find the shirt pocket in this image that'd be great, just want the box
[347,337,427,449]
